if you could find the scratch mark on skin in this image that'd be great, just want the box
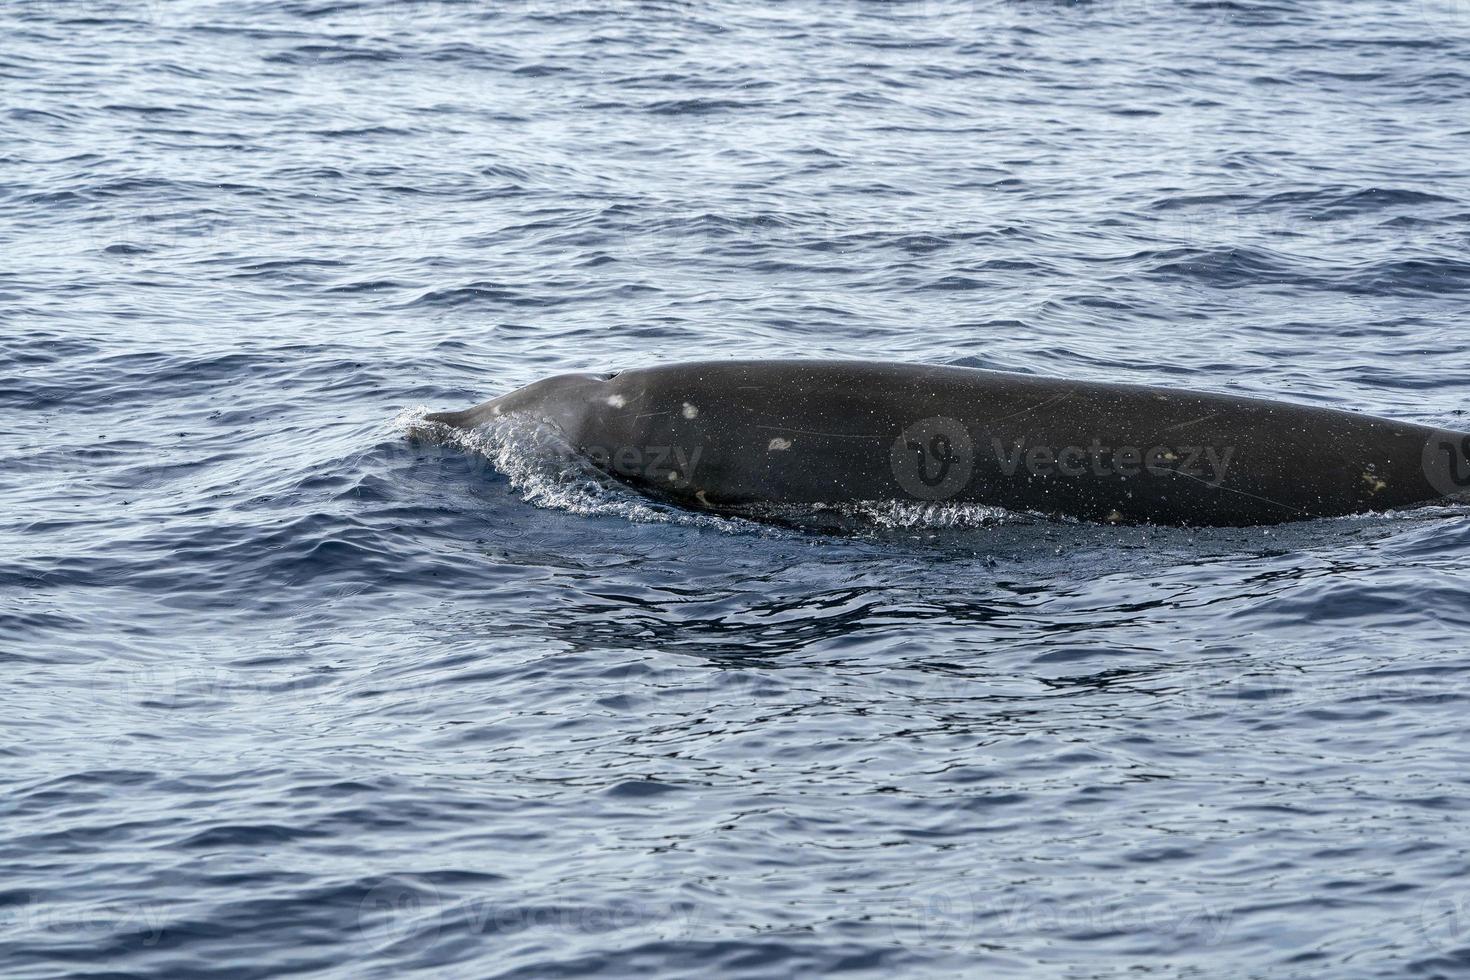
[1174,469,1302,514]
[604,389,652,413]
[989,390,1074,425]
[601,389,661,420]
[752,423,873,440]
[1165,413,1219,431]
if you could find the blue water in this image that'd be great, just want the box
[7,0,1470,975]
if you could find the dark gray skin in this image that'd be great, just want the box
[427,360,1470,526]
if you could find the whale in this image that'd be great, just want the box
[426,360,1470,526]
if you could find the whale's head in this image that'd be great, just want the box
[427,365,719,500]
[425,371,618,444]
[485,371,613,430]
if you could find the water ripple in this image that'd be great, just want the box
[4,0,1470,976]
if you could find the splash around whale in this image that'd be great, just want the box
[425,360,1470,527]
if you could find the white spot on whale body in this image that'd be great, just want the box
[606,394,625,408]
[768,437,793,451]
[682,402,698,419]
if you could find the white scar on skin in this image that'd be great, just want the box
[1164,412,1218,431]
[682,402,698,419]
[606,394,626,408]
[768,437,793,451]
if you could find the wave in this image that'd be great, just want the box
[399,409,1083,536]
[395,407,754,531]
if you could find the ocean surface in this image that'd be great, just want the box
[6,0,1470,976]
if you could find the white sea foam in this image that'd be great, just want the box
[414,413,1032,536]
[392,406,761,531]
[392,406,1058,534]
